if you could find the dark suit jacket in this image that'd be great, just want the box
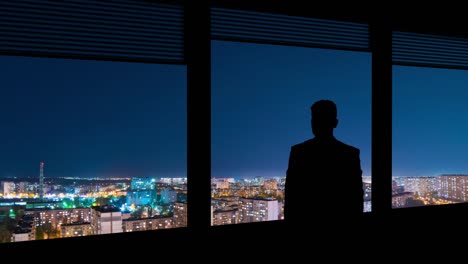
[284,136,363,226]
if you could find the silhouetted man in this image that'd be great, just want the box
[284,100,363,227]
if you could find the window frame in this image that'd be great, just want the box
[4,0,467,252]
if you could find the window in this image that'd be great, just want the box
[0,0,187,244]
[211,40,372,226]
[1,0,440,251]
[0,56,186,243]
[392,31,468,209]
[392,66,468,208]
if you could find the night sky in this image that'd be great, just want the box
[3,40,464,180]
[212,41,371,178]
[0,56,187,179]
[393,66,468,176]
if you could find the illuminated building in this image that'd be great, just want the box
[212,178,230,189]
[26,200,61,209]
[392,192,414,208]
[122,215,173,232]
[90,205,123,234]
[11,230,32,242]
[61,222,93,237]
[238,197,279,223]
[364,201,372,212]
[364,180,372,212]
[263,179,278,190]
[17,182,28,194]
[171,178,187,185]
[26,207,91,229]
[252,177,264,186]
[131,177,156,190]
[177,191,187,203]
[1,181,15,196]
[160,178,187,185]
[212,197,239,211]
[364,181,372,199]
[39,161,44,200]
[160,186,177,204]
[173,202,187,227]
[212,209,239,225]
[126,189,156,206]
[437,174,468,201]
[279,177,286,186]
[403,177,436,196]
[11,214,35,242]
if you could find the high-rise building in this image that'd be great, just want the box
[90,205,123,235]
[39,161,44,200]
[212,178,230,189]
[131,177,156,190]
[11,230,32,242]
[211,205,213,226]
[403,177,436,196]
[212,209,239,225]
[211,197,239,211]
[173,202,187,227]
[11,214,35,242]
[126,189,156,206]
[61,222,93,238]
[263,179,278,190]
[1,181,15,196]
[26,207,92,229]
[392,192,414,208]
[437,174,468,202]
[122,215,173,232]
[238,197,279,223]
[160,187,177,204]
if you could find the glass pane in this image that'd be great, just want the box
[393,66,468,208]
[211,40,372,226]
[0,56,187,243]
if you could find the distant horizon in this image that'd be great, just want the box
[5,173,468,181]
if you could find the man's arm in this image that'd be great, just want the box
[284,146,298,222]
[352,148,364,213]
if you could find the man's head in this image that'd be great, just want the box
[310,99,338,138]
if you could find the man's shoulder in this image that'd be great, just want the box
[291,139,315,150]
[335,139,360,154]
[291,138,359,150]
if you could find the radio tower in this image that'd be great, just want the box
[39,161,44,200]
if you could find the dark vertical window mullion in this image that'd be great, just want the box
[370,18,393,217]
[185,1,211,231]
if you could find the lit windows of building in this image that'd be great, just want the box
[61,222,93,238]
[212,209,239,226]
[238,198,279,223]
[122,215,173,232]
[173,202,187,228]
[90,205,123,235]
